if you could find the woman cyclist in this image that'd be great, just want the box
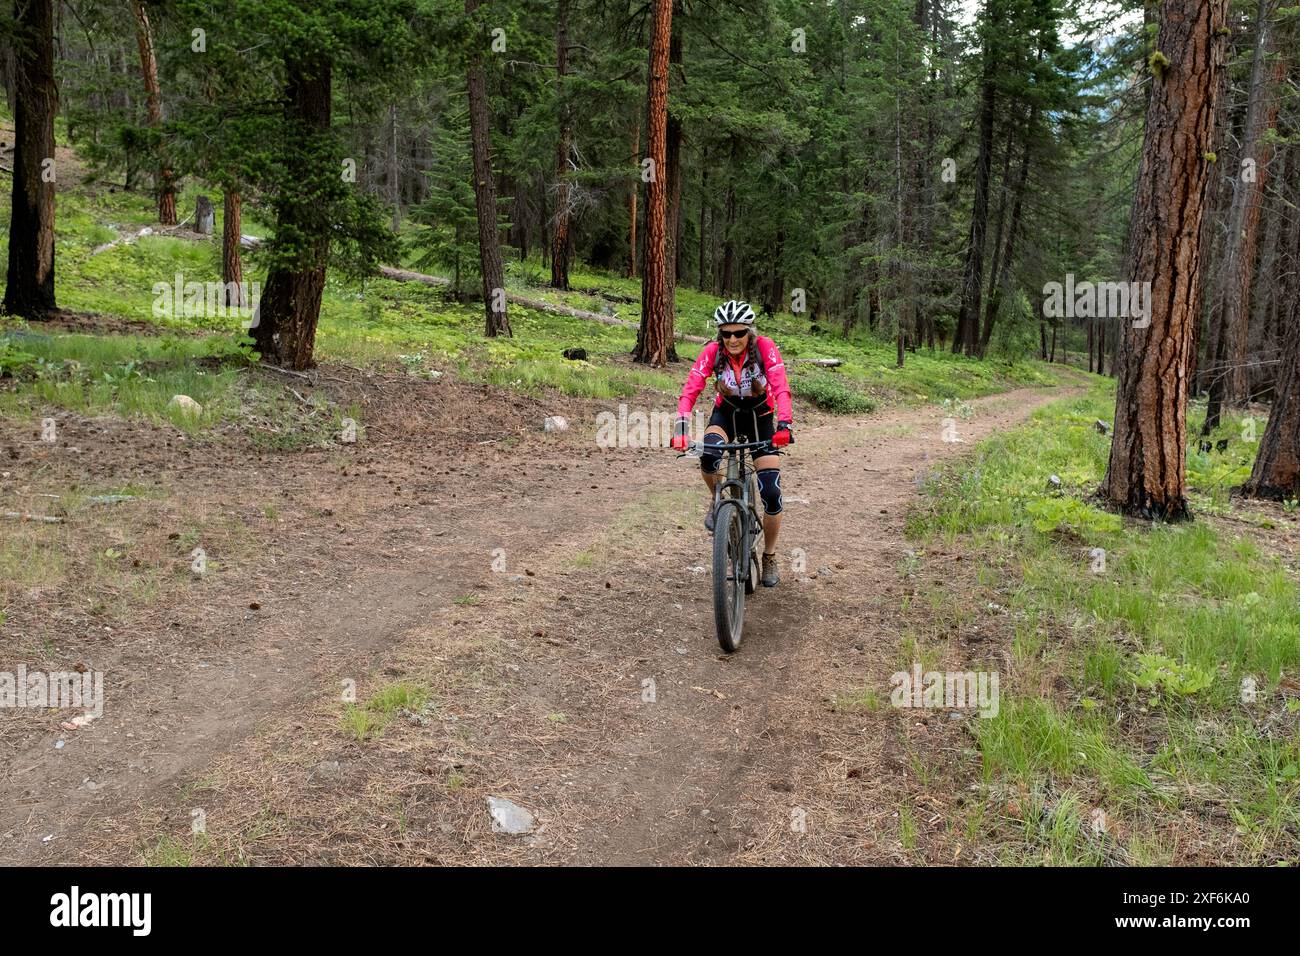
[671,300,793,587]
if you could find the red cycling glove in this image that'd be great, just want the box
[671,417,690,451]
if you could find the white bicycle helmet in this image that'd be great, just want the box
[713,299,756,327]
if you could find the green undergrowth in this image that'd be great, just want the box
[902,383,1300,864]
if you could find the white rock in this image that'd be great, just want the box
[169,394,203,415]
[487,796,535,835]
[543,416,569,433]
[427,370,443,381]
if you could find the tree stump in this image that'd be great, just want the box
[195,195,215,235]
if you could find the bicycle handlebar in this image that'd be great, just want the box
[675,438,780,458]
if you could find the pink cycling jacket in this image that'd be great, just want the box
[676,335,793,423]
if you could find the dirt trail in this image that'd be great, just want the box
[1,379,1079,865]
[460,385,1078,865]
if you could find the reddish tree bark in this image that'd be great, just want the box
[1100,0,1228,520]
[223,191,243,308]
[129,0,176,225]
[1213,0,1285,404]
[665,10,683,319]
[633,0,676,366]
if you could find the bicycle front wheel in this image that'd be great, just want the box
[712,499,746,653]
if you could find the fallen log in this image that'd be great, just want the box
[375,265,711,344]
[89,225,155,256]
[377,265,447,286]
[3,512,63,523]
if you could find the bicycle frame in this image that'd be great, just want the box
[677,408,784,651]
[681,408,779,517]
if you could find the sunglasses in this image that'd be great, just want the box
[719,328,750,340]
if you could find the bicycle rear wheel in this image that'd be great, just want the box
[712,499,746,652]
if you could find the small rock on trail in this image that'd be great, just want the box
[487,796,536,835]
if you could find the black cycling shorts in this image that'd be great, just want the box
[708,401,776,454]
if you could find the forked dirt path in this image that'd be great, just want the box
[2,379,1080,865]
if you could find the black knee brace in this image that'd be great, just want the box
[700,432,725,474]
[757,468,783,515]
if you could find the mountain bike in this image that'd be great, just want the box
[680,410,776,653]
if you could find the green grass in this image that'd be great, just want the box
[908,383,1300,864]
[832,687,884,712]
[0,533,67,591]
[1,324,356,446]
[340,681,430,741]
[2,173,1066,420]
[898,802,918,851]
[143,834,198,867]
[0,328,246,431]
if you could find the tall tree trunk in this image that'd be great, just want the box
[954,1,999,356]
[0,26,16,114]
[980,104,1036,358]
[1272,145,1300,382]
[1203,324,1228,435]
[769,226,785,314]
[1248,156,1285,398]
[538,166,549,269]
[1196,33,1234,396]
[633,0,676,365]
[1242,222,1300,499]
[389,102,401,230]
[550,0,572,290]
[253,55,332,370]
[916,0,938,356]
[1215,0,1285,404]
[4,0,58,319]
[129,0,175,225]
[982,109,1019,310]
[627,115,640,278]
[665,11,683,320]
[222,190,243,308]
[1100,0,1227,520]
[466,0,510,336]
[720,181,736,294]
[510,162,529,261]
[697,156,709,292]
